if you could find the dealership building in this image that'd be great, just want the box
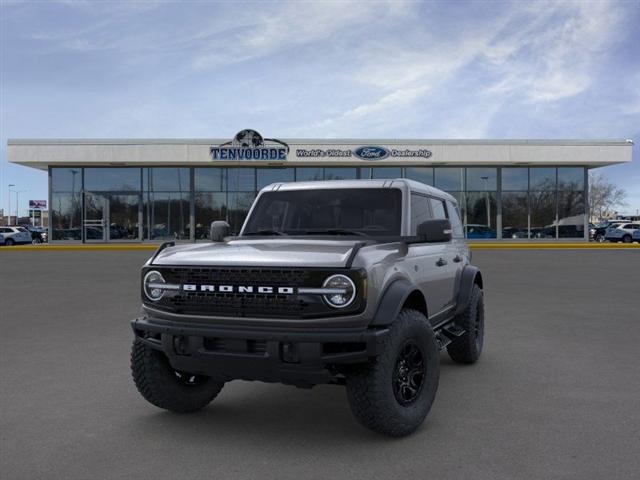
[7,131,633,242]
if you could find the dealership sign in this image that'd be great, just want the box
[29,200,47,209]
[296,146,432,160]
[211,131,433,162]
[211,129,289,161]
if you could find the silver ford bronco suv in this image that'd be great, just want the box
[131,179,484,436]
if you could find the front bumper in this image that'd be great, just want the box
[131,316,388,387]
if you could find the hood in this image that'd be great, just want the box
[151,238,364,268]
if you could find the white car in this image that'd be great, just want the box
[605,223,640,243]
[0,226,32,246]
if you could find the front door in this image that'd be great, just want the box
[84,193,142,242]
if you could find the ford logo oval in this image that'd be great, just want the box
[354,146,389,160]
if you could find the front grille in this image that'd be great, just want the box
[146,266,364,319]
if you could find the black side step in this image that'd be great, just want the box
[435,324,466,350]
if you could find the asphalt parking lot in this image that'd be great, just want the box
[1,249,639,480]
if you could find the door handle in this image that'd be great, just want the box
[453,255,463,263]
[436,258,448,267]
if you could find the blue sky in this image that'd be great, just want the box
[1,0,639,216]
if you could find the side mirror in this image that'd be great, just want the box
[417,219,452,243]
[210,221,230,242]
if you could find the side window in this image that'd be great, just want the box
[429,198,447,220]
[446,201,465,239]
[410,193,432,234]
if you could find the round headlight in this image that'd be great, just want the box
[144,270,166,301]
[322,274,356,309]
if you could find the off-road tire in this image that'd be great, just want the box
[345,309,439,437]
[447,284,484,364]
[131,339,224,413]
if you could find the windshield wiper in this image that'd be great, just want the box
[243,229,287,236]
[303,228,367,236]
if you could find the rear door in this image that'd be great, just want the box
[407,194,458,319]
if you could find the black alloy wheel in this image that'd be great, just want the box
[393,341,425,406]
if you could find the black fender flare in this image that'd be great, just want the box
[454,265,483,316]
[370,279,422,326]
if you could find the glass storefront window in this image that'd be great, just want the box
[257,168,294,190]
[434,168,464,191]
[85,168,141,191]
[361,167,402,179]
[51,192,82,240]
[502,168,528,191]
[51,168,82,193]
[195,192,226,239]
[557,167,584,190]
[296,168,323,181]
[502,192,528,239]
[404,167,433,186]
[145,192,190,240]
[529,168,556,191]
[465,192,497,238]
[227,192,255,234]
[144,168,189,192]
[227,168,255,191]
[557,191,585,238]
[194,168,225,191]
[324,168,357,180]
[466,168,497,191]
[530,190,556,238]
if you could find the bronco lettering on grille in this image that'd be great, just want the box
[182,284,295,294]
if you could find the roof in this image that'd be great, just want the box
[7,138,634,170]
[261,179,457,203]
[6,138,634,146]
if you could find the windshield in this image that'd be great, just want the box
[243,188,402,236]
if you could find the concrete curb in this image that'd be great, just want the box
[1,243,639,251]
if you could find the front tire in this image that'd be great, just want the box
[447,284,484,364]
[345,309,439,437]
[595,233,605,243]
[131,339,224,413]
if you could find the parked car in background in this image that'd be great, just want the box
[20,225,48,244]
[591,220,627,242]
[605,223,640,243]
[465,224,497,239]
[501,227,528,239]
[0,226,32,245]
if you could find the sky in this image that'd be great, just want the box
[1,0,639,216]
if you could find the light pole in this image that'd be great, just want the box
[8,184,15,225]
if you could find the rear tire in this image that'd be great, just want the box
[622,235,632,243]
[447,284,484,364]
[345,309,439,437]
[5,238,14,246]
[131,339,224,413]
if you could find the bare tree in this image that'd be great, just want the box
[589,172,627,221]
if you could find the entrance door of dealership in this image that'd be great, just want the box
[83,192,142,242]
